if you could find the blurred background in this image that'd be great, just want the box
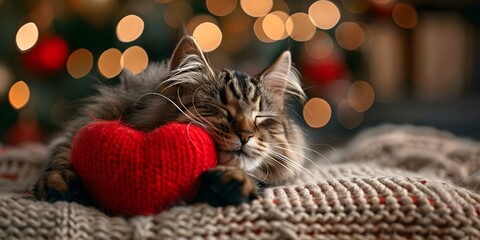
[0,0,479,147]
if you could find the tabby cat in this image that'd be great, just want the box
[33,36,307,207]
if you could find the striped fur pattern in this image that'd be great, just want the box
[33,36,307,206]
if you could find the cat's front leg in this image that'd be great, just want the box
[194,166,258,207]
[33,138,90,204]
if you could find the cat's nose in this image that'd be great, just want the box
[236,131,253,145]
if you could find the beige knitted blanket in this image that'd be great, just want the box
[0,125,479,239]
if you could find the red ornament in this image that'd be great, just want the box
[70,121,217,216]
[22,36,69,74]
[302,56,346,85]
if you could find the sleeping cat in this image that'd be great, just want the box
[33,36,307,207]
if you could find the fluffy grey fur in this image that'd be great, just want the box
[33,36,307,203]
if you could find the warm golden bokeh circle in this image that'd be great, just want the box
[335,21,365,50]
[392,3,418,29]
[16,22,39,52]
[341,0,370,14]
[262,12,286,41]
[221,8,252,33]
[116,15,144,43]
[337,99,363,129]
[193,22,222,52]
[285,13,316,42]
[240,0,273,17]
[8,81,30,110]
[206,0,237,16]
[186,14,218,35]
[67,48,94,79]
[164,1,193,28]
[121,46,149,75]
[371,0,391,5]
[303,98,332,128]
[253,17,274,43]
[98,48,123,79]
[348,81,375,112]
[304,31,335,60]
[308,0,341,30]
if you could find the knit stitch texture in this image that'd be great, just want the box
[71,121,217,216]
[0,125,479,239]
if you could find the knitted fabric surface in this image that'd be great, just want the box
[70,121,217,216]
[0,125,479,239]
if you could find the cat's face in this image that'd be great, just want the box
[167,36,306,181]
[195,69,272,171]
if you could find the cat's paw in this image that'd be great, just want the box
[33,168,83,203]
[195,166,258,207]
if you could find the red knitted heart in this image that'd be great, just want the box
[70,121,217,216]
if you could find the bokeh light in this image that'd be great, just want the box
[285,13,316,42]
[262,12,288,41]
[240,0,273,17]
[303,98,332,128]
[392,3,418,29]
[116,15,144,43]
[304,31,335,60]
[29,0,54,30]
[0,64,12,96]
[98,48,123,79]
[186,14,218,35]
[348,81,375,112]
[193,22,222,52]
[221,7,252,33]
[308,0,341,30]
[67,48,94,79]
[121,46,149,74]
[16,22,39,52]
[371,0,391,5]
[335,22,365,50]
[8,81,30,110]
[254,17,274,43]
[207,0,237,17]
[341,0,370,14]
[163,0,193,28]
[323,79,350,105]
[337,99,363,129]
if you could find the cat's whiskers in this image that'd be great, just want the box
[270,151,319,181]
[253,156,272,182]
[190,85,218,131]
[138,92,206,129]
[275,144,331,166]
[285,105,304,121]
[259,152,296,176]
[175,87,213,132]
[309,143,338,152]
[270,153,306,177]
[157,55,212,92]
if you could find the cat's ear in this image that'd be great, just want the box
[169,36,214,76]
[260,51,305,104]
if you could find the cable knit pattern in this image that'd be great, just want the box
[0,125,479,239]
